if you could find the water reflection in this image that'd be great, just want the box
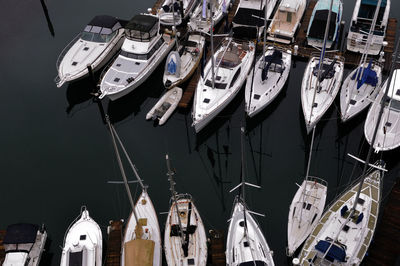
[40,0,55,37]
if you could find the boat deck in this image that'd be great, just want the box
[105,220,123,266]
[177,0,397,109]
[0,230,5,265]
[364,178,400,266]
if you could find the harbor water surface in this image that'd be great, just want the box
[0,0,399,265]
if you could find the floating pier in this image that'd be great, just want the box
[177,0,397,109]
[0,230,5,264]
[209,230,226,265]
[364,179,400,265]
[105,220,123,266]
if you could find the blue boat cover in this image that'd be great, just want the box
[261,50,283,81]
[351,60,378,89]
[315,240,346,262]
[3,224,39,244]
[361,0,387,7]
[167,59,177,75]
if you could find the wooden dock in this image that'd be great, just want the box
[105,220,123,266]
[0,230,5,265]
[364,179,400,265]
[209,230,226,265]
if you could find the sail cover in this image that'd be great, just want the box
[315,240,346,262]
[351,60,378,89]
[125,239,155,266]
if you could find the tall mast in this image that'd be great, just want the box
[210,1,216,89]
[165,154,187,248]
[308,0,334,125]
[262,0,267,67]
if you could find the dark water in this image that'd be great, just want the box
[1,0,399,265]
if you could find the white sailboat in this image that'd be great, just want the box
[347,0,391,55]
[146,86,183,125]
[365,69,400,152]
[301,0,344,133]
[158,0,200,26]
[3,224,47,266]
[55,15,125,87]
[163,34,206,89]
[164,154,208,266]
[60,207,102,266]
[99,14,174,101]
[192,37,255,132]
[267,0,307,44]
[246,0,292,117]
[106,117,162,266]
[189,0,227,34]
[340,0,384,122]
[226,127,274,265]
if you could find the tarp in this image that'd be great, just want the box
[308,10,338,40]
[315,240,346,262]
[233,8,265,27]
[3,224,38,245]
[124,239,155,266]
[88,15,119,28]
[351,60,378,89]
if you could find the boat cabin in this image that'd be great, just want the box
[274,0,301,29]
[124,15,159,42]
[352,0,387,33]
[308,10,337,41]
[81,15,122,43]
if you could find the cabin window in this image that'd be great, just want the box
[81,30,116,43]
[120,38,163,60]
[287,12,292,23]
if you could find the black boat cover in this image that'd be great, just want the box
[88,15,119,28]
[238,261,267,266]
[233,8,265,28]
[126,15,158,33]
[69,251,83,266]
[308,10,338,41]
[3,224,39,244]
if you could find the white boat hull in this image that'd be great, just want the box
[146,87,183,125]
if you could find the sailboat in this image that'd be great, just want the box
[295,30,398,266]
[3,224,47,266]
[60,207,102,266]
[347,0,391,55]
[99,14,174,101]
[245,0,292,117]
[306,0,343,49]
[365,69,400,151]
[340,0,384,122]
[163,33,206,89]
[226,127,274,265]
[301,0,344,133]
[189,0,227,34]
[158,0,200,26]
[164,154,208,266]
[267,0,307,44]
[106,116,162,266]
[55,15,125,87]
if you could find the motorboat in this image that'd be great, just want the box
[245,46,291,117]
[232,0,277,39]
[267,0,306,44]
[146,87,183,125]
[99,14,174,101]
[347,0,390,55]
[163,34,205,89]
[2,224,47,266]
[55,15,125,87]
[158,0,200,26]
[188,0,227,34]
[164,155,207,266]
[306,0,343,49]
[226,127,275,266]
[60,207,102,266]
[296,161,385,265]
[340,60,382,122]
[301,53,344,133]
[192,38,255,132]
[365,69,400,151]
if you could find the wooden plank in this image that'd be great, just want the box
[209,230,226,265]
[105,220,123,266]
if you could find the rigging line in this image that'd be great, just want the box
[381,68,398,148]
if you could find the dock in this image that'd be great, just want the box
[364,179,400,265]
[105,220,123,266]
[209,230,226,265]
[177,0,397,109]
[0,230,5,265]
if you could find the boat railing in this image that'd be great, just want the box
[98,50,121,84]
[55,33,82,72]
[307,176,328,187]
[310,52,344,63]
[62,206,87,246]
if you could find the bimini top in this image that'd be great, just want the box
[125,14,159,41]
[84,15,122,35]
[3,224,39,245]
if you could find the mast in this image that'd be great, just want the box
[210,1,216,89]
[165,154,187,252]
[308,0,334,125]
[262,0,267,68]
[172,0,179,49]
[106,115,139,225]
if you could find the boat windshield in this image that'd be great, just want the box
[81,31,116,43]
[217,51,240,69]
[385,97,400,111]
